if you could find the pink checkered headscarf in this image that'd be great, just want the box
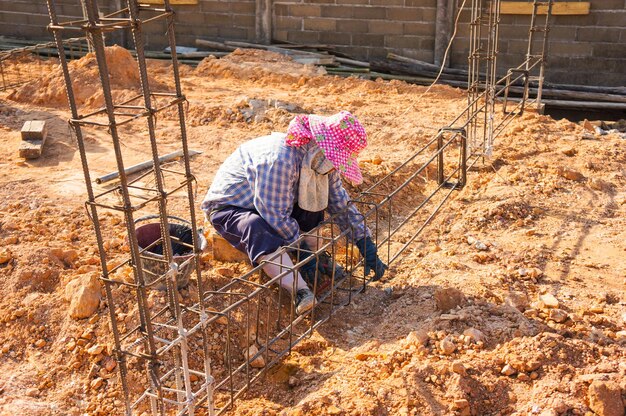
[286,111,367,185]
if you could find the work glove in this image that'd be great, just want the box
[356,237,388,281]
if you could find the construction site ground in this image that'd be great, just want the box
[0,47,624,416]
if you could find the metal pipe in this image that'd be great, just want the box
[95,150,201,184]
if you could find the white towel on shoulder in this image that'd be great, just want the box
[298,148,329,212]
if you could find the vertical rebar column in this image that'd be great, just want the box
[125,1,188,413]
[161,0,215,403]
[466,0,501,158]
[46,0,134,413]
[46,0,215,414]
[484,0,500,156]
[161,0,215,411]
[82,1,167,413]
[466,0,480,152]
[536,0,553,112]
[525,0,553,112]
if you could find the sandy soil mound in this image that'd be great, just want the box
[0,49,625,416]
[8,45,165,109]
[196,48,327,84]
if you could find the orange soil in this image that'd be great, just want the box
[0,47,624,416]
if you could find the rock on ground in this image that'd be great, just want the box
[434,287,466,312]
[505,291,529,311]
[588,381,625,416]
[64,273,102,319]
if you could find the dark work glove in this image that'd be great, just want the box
[356,237,388,281]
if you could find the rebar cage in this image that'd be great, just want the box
[46,0,214,414]
[44,0,552,414]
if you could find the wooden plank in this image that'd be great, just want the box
[335,57,370,68]
[505,85,626,104]
[500,2,590,15]
[292,56,335,65]
[387,53,468,76]
[223,41,336,65]
[526,99,626,111]
[195,39,237,52]
[140,0,198,5]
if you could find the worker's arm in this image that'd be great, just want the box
[326,171,370,241]
[327,172,387,280]
[248,157,300,244]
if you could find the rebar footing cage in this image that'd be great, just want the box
[45,0,552,414]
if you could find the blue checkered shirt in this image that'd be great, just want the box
[201,132,369,244]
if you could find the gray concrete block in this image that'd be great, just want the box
[405,0,436,7]
[303,17,336,31]
[232,14,255,28]
[320,5,354,18]
[593,10,626,27]
[353,6,386,20]
[386,7,422,21]
[385,35,422,49]
[403,21,434,36]
[319,31,351,45]
[19,120,48,159]
[591,0,624,10]
[199,0,231,13]
[577,27,622,43]
[289,4,322,18]
[336,19,368,33]
[352,33,385,47]
[371,0,402,4]
[286,30,321,44]
[21,120,47,141]
[592,42,626,59]
[368,20,403,35]
[274,16,303,31]
[231,2,254,14]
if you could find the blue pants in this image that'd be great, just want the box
[209,205,323,264]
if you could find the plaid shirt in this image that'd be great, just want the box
[201,132,369,244]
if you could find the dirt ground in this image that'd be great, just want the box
[0,48,624,416]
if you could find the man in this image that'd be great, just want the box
[201,111,387,315]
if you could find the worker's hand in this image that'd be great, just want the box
[356,237,388,281]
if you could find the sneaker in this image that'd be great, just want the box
[295,288,316,315]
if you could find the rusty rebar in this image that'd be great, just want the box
[44,0,553,414]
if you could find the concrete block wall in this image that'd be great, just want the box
[0,0,257,52]
[273,1,438,62]
[0,0,81,40]
[449,1,626,87]
[142,0,257,50]
[0,0,624,87]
